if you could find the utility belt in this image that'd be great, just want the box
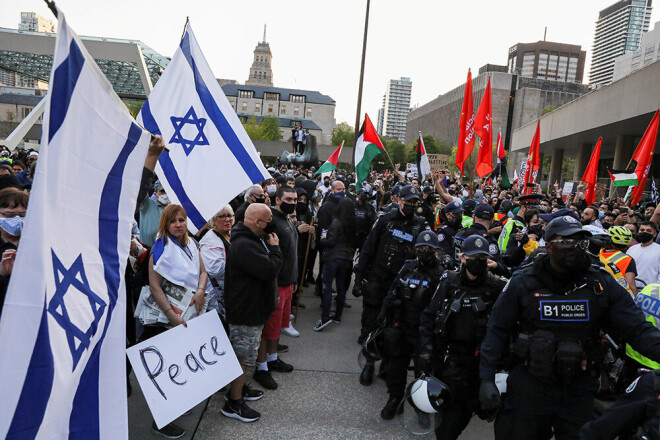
[445,342,479,358]
[512,330,597,382]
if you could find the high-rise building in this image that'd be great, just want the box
[381,77,412,142]
[589,0,653,86]
[246,25,273,87]
[613,20,660,81]
[376,98,385,135]
[507,41,586,83]
[18,12,56,33]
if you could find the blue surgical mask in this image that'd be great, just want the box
[0,216,23,236]
[598,210,605,219]
[333,191,345,199]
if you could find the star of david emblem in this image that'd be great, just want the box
[169,106,210,156]
[47,250,106,371]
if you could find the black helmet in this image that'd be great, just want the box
[358,328,384,367]
[406,375,452,413]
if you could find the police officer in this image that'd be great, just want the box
[354,188,377,252]
[377,231,444,420]
[498,194,540,265]
[453,204,510,278]
[419,186,437,228]
[354,185,427,385]
[479,216,660,440]
[461,199,476,228]
[380,183,402,215]
[436,200,463,268]
[580,369,660,440]
[418,235,507,440]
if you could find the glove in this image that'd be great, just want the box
[417,352,432,376]
[479,379,501,412]
[353,277,366,297]
[439,255,456,271]
[376,312,386,328]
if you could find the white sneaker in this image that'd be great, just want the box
[290,313,295,321]
[281,322,300,338]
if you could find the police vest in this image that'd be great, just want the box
[453,226,501,265]
[461,215,473,228]
[435,271,505,351]
[373,217,423,278]
[498,217,524,253]
[392,261,442,337]
[516,265,608,379]
[626,283,660,370]
[494,212,508,226]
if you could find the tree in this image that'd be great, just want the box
[542,105,554,115]
[261,116,282,140]
[331,122,355,148]
[382,138,406,169]
[124,100,144,118]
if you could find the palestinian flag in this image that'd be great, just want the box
[416,133,432,181]
[608,169,639,187]
[315,141,343,177]
[355,114,386,187]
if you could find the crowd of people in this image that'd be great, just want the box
[4,133,660,439]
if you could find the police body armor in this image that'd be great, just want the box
[433,271,504,355]
[373,215,424,279]
[634,371,660,440]
[354,203,375,248]
[513,264,607,382]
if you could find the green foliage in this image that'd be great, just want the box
[542,105,555,115]
[332,122,355,148]
[382,138,406,169]
[404,134,453,163]
[124,100,144,118]
[242,115,282,140]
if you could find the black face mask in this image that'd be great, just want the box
[465,258,488,277]
[296,201,307,216]
[262,220,277,235]
[446,214,461,227]
[324,181,330,187]
[601,222,612,230]
[402,204,416,218]
[416,249,437,266]
[636,232,655,244]
[280,201,296,215]
[253,196,266,204]
[557,246,590,269]
[527,225,544,237]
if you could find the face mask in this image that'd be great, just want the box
[324,181,330,187]
[465,258,488,276]
[446,214,461,226]
[601,222,612,230]
[308,173,313,178]
[280,201,296,214]
[636,232,655,244]
[416,249,437,266]
[557,246,590,269]
[448,189,456,195]
[333,191,345,199]
[156,194,170,206]
[598,210,605,219]
[253,195,266,204]
[262,220,277,235]
[527,225,543,237]
[296,201,307,216]
[266,184,276,196]
[402,204,416,218]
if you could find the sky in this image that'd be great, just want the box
[1,0,657,129]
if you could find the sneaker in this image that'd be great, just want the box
[277,343,289,353]
[343,300,352,309]
[330,314,341,324]
[290,313,295,321]
[221,399,261,423]
[254,369,278,389]
[281,322,300,338]
[313,318,333,332]
[152,421,185,439]
[268,357,294,373]
[224,384,264,402]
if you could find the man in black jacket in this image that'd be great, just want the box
[223,204,282,423]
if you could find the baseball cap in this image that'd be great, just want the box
[463,199,477,212]
[474,204,495,220]
[422,186,434,194]
[391,185,401,196]
[445,200,464,214]
[415,231,439,249]
[461,235,492,256]
[153,180,164,191]
[539,208,580,223]
[399,185,421,201]
[544,216,592,241]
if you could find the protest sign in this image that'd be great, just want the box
[126,312,241,428]
[427,154,448,174]
[406,163,418,175]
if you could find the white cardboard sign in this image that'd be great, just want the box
[126,312,242,428]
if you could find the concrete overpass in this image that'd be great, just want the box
[510,59,660,190]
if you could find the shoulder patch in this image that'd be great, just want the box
[438,233,445,242]
[488,243,498,255]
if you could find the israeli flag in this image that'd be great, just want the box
[0,10,149,440]
[137,25,271,233]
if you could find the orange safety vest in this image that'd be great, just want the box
[494,212,509,225]
[599,249,633,275]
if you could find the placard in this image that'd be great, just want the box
[562,182,577,194]
[406,163,418,175]
[427,154,448,174]
[126,312,242,428]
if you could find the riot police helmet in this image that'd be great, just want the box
[358,328,384,369]
[398,374,452,435]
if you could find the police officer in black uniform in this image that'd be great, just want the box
[419,186,437,228]
[354,185,427,385]
[479,216,660,440]
[418,235,507,440]
[377,231,444,420]
[580,369,660,440]
[436,200,463,268]
[453,204,511,278]
[354,188,377,252]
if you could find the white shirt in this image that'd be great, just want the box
[627,242,660,285]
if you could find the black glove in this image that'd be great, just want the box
[353,277,366,297]
[417,352,432,376]
[439,255,456,271]
[479,379,501,412]
[376,312,386,328]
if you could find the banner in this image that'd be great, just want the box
[427,154,448,174]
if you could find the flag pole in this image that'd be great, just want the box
[43,0,58,18]
[353,0,371,169]
[180,16,190,41]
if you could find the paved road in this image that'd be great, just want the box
[193,282,496,440]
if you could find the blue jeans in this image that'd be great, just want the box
[322,259,351,321]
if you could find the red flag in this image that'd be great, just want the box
[630,110,659,206]
[581,137,602,206]
[475,77,493,177]
[496,128,505,161]
[523,121,541,195]
[456,70,475,173]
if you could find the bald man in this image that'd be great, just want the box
[223,203,282,422]
[235,185,267,223]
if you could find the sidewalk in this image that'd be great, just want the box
[192,282,495,440]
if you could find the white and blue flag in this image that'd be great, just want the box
[652,179,659,204]
[137,25,271,233]
[0,10,149,440]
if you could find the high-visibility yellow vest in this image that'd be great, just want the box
[626,284,660,369]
